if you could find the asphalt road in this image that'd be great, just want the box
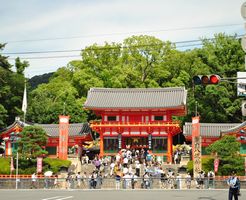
[0,189,245,200]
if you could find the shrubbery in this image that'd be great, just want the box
[186,156,245,176]
[0,157,71,175]
[0,157,10,174]
[187,157,214,176]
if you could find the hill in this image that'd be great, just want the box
[29,72,54,90]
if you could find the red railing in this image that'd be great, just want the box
[91,120,181,127]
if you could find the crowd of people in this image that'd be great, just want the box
[28,146,220,190]
[63,148,215,190]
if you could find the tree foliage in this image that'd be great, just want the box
[206,135,244,175]
[18,126,48,159]
[0,33,245,125]
[0,44,28,127]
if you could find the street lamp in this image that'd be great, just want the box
[10,132,20,190]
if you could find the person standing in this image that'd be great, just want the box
[31,173,37,189]
[53,175,59,189]
[207,170,215,189]
[185,172,192,189]
[76,172,82,188]
[227,171,240,200]
[135,160,141,177]
[176,173,182,189]
[115,171,121,190]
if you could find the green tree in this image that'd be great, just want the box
[206,135,244,175]
[18,126,48,159]
[189,34,244,123]
[0,44,28,126]
[27,68,88,123]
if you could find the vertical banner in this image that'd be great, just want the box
[214,158,219,173]
[148,135,152,150]
[59,115,69,160]
[245,157,246,175]
[10,157,15,171]
[37,157,43,173]
[192,116,201,178]
[118,134,122,149]
[192,116,200,137]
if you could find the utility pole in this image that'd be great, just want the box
[241,2,246,70]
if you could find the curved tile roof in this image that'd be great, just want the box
[0,119,92,138]
[84,87,187,109]
[183,122,240,138]
[36,123,92,137]
[220,121,246,134]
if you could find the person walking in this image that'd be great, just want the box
[227,171,240,200]
[53,175,59,189]
[185,172,192,189]
[31,173,37,189]
[76,172,82,188]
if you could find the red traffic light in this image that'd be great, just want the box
[193,75,221,85]
[209,75,220,84]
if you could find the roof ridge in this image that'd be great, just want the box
[90,87,185,92]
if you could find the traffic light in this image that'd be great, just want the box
[193,75,221,85]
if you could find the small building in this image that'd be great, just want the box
[84,87,187,163]
[183,122,246,156]
[0,117,93,157]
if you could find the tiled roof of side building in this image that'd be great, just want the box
[220,121,246,134]
[84,87,187,109]
[36,123,92,137]
[0,118,92,138]
[183,122,240,138]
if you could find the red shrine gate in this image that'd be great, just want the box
[84,87,187,163]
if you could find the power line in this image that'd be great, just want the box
[5,23,242,43]
[5,34,243,60]
[8,55,81,60]
[3,49,82,55]
[3,34,243,55]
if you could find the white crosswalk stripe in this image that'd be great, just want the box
[42,196,73,200]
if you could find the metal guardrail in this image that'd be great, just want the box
[0,178,245,190]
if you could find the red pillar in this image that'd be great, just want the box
[99,132,104,158]
[167,133,173,163]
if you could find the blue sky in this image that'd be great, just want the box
[0,0,245,77]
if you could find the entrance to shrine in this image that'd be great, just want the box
[123,137,148,149]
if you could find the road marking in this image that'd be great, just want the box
[42,197,62,200]
[42,196,73,200]
[56,197,73,200]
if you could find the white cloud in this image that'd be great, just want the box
[1,0,245,77]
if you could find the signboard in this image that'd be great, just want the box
[237,72,246,97]
[214,158,219,173]
[37,157,43,173]
[241,2,246,20]
[192,116,201,178]
[242,100,246,116]
[193,136,202,178]
[241,35,246,53]
[58,115,69,160]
